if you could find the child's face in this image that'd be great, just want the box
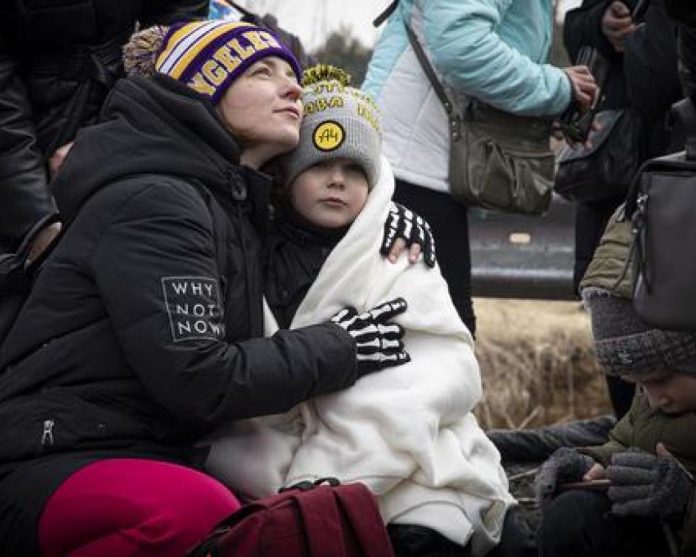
[622,370,696,414]
[290,158,369,228]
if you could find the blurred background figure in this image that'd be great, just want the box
[0,0,208,260]
[564,0,682,418]
[362,0,597,336]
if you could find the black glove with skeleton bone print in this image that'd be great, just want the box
[381,203,436,268]
[330,298,410,377]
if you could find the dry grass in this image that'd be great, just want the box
[473,298,612,430]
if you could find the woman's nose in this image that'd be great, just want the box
[283,79,302,101]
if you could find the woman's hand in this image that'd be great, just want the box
[330,298,410,377]
[381,203,436,267]
[562,66,598,112]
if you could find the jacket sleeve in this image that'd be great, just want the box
[140,0,209,26]
[580,399,634,465]
[681,490,696,556]
[678,25,696,98]
[89,179,358,431]
[419,0,571,116]
[0,40,57,244]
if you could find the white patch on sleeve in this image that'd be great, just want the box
[161,276,225,342]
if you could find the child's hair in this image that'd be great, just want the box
[280,64,382,190]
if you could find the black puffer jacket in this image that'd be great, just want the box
[0,0,207,244]
[0,75,357,475]
[265,205,348,329]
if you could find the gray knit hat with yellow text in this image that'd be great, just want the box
[282,65,382,188]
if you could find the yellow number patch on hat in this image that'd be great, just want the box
[313,121,345,152]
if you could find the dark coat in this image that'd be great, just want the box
[264,205,348,329]
[0,0,207,245]
[0,74,358,476]
[564,0,682,157]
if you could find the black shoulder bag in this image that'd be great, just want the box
[628,97,696,330]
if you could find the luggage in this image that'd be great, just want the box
[628,97,696,330]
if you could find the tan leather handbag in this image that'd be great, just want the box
[406,24,555,215]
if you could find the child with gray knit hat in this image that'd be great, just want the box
[205,65,518,557]
[534,207,696,557]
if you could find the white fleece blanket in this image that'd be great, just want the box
[204,157,515,555]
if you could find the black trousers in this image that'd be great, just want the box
[389,507,535,557]
[393,179,475,335]
[537,490,671,557]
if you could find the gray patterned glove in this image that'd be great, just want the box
[330,298,410,377]
[607,448,694,519]
[381,203,436,267]
[534,447,595,505]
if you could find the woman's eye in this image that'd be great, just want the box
[252,66,272,77]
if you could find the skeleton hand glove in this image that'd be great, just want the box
[331,297,409,377]
[381,203,436,267]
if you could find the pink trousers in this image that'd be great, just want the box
[38,458,240,557]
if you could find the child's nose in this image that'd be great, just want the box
[327,169,346,188]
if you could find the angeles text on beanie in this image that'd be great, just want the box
[124,20,302,105]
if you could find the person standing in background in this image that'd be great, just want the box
[362,0,597,335]
[565,0,682,418]
[0,0,208,262]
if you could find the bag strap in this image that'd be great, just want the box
[219,0,256,19]
[373,0,399,27]
[404,23,462,147]
[294,485,347,557]
[332,484,394,557]
[672,97,696,161]
[404,23,461,133]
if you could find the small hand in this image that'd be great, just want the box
[601,1,636,52]
[534,447,596,506]
[330,298,410,377]
[26,221,62,267]
[606,445,693,518]
[48,142,74,179]
[381,203,436,268]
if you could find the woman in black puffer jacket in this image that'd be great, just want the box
[0,21,411,556]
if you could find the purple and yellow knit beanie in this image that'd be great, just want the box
[123,20,302,105]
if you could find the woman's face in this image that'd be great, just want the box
[217,57,302,169]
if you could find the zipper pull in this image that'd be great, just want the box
[42,419,55,447]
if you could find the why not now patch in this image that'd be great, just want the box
[161,276,224,342]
